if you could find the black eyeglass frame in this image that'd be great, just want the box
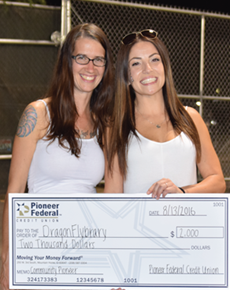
[121,29,158,45]
[71,55,106,67]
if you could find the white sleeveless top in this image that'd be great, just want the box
[123,131,197,193]
[27,100,105,193]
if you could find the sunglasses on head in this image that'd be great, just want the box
[121,29,158,45]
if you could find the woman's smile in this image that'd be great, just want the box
[140,77,157,85]
[80,74,96,82]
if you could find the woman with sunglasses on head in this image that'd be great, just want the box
[104,29,225,197]
[1,23,114,290]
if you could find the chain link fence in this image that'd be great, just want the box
[0,0,229,193]
[70,0,230,188]
[0,2,61,195]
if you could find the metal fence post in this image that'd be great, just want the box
[199,15,205,117]
[61,0,72,45]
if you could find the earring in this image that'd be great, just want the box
[130,76,134,82]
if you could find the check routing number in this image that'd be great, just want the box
[9,193,229,289]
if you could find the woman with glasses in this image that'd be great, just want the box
[1,23,114,290]
[104,29,225,197]
[6,23,114,195]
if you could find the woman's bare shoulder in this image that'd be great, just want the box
[185,106,203,123]
[185,106,199,115]
[31,98,50,112]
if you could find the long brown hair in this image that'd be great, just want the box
[108,34,201,177]
[45,23,114,156]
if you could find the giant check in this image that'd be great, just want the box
[9,193,229,289]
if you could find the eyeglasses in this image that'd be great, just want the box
[121,29,158,45]
[72,54,106,67]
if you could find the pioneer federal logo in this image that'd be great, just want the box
[17,203,30,216]
[30,202,59,217]
[16,201,60,217]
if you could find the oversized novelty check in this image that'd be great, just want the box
[9,193,229,289]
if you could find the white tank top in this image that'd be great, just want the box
[123,131,197,193]
[27,100,105,193]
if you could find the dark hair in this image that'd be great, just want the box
[45,23,114,156]
[108,34,201,177]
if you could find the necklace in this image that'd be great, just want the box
[136,107,167,129]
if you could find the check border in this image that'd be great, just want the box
[9,194,229,289]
